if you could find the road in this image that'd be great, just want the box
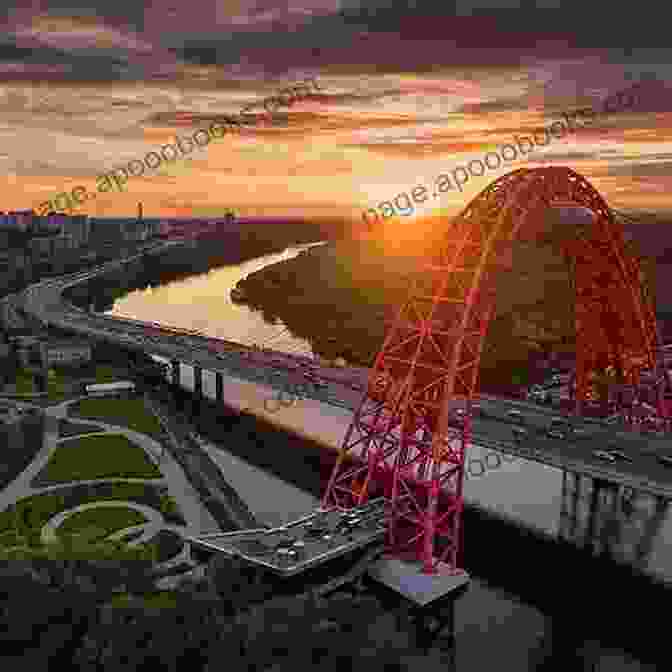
[17,242,672,499]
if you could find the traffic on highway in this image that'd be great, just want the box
[16,247,672,499]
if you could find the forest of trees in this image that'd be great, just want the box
[0,535,428,671]
[234,215,660,394]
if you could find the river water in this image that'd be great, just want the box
[107,241,670,670]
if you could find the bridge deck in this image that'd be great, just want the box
[186,498,387,577]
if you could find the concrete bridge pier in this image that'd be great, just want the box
[215,371,224,402]
[171,359,180,387]
[194,365,203,398]
[560,473,620,554]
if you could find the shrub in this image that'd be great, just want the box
[144,529,184,564]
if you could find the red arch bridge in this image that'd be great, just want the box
[322,166,672,577]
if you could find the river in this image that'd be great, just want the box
[107,240,670,670]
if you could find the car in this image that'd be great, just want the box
[546,429,565,439]
[593,450,617,462]
[657,455,672,468]
[608,450,633,462]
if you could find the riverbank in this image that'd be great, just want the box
[232,238,563,393]
[62,219,348,313]
[231,221,664,394]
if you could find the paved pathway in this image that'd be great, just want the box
[0,396,222,575]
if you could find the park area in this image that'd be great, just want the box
[0,482,185,551]
[56,505,148,542]
[67,396,164,439]
[12,367,67,400]
[30,433,163,487]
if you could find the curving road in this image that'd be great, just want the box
[17,243,672,499]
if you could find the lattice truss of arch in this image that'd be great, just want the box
[323,166,669,575]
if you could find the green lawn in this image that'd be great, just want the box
[0,483,185,549]
[12,368,69,401]
[68,397,163,438]
[46,373,68,402]
[108,589,180,610]
[14,370,34,394]
[31,434,162,486]
[94,365,121,383]
[56,506,148,543]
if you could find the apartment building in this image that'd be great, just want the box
[89,217,160,243]
[0,210,36,233]
[0,210,91,247]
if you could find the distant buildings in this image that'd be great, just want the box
[89,218,161,243]
[7,333,92,369]
[40,339,92,367]
[0,208,164,247]
[0,209,163,284]
[0,210,91,245]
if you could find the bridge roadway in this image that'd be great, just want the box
[189,497,388,579]
[18,244,672,501]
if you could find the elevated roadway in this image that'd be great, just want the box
[17,246,672,500]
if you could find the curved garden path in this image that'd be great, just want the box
[0,397,221,577]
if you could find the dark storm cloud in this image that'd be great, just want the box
[0,36,151,83]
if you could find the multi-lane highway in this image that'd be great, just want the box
[17,245,672,499]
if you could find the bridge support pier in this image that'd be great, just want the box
[194,365,203,398]
[367,556,469,656]
[215,372,224,402]
[171,359,180,387]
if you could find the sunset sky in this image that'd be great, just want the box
[1,1,671,223]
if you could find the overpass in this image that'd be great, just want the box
[17,245,672,501]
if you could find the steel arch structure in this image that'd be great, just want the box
[323,166,670,575]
